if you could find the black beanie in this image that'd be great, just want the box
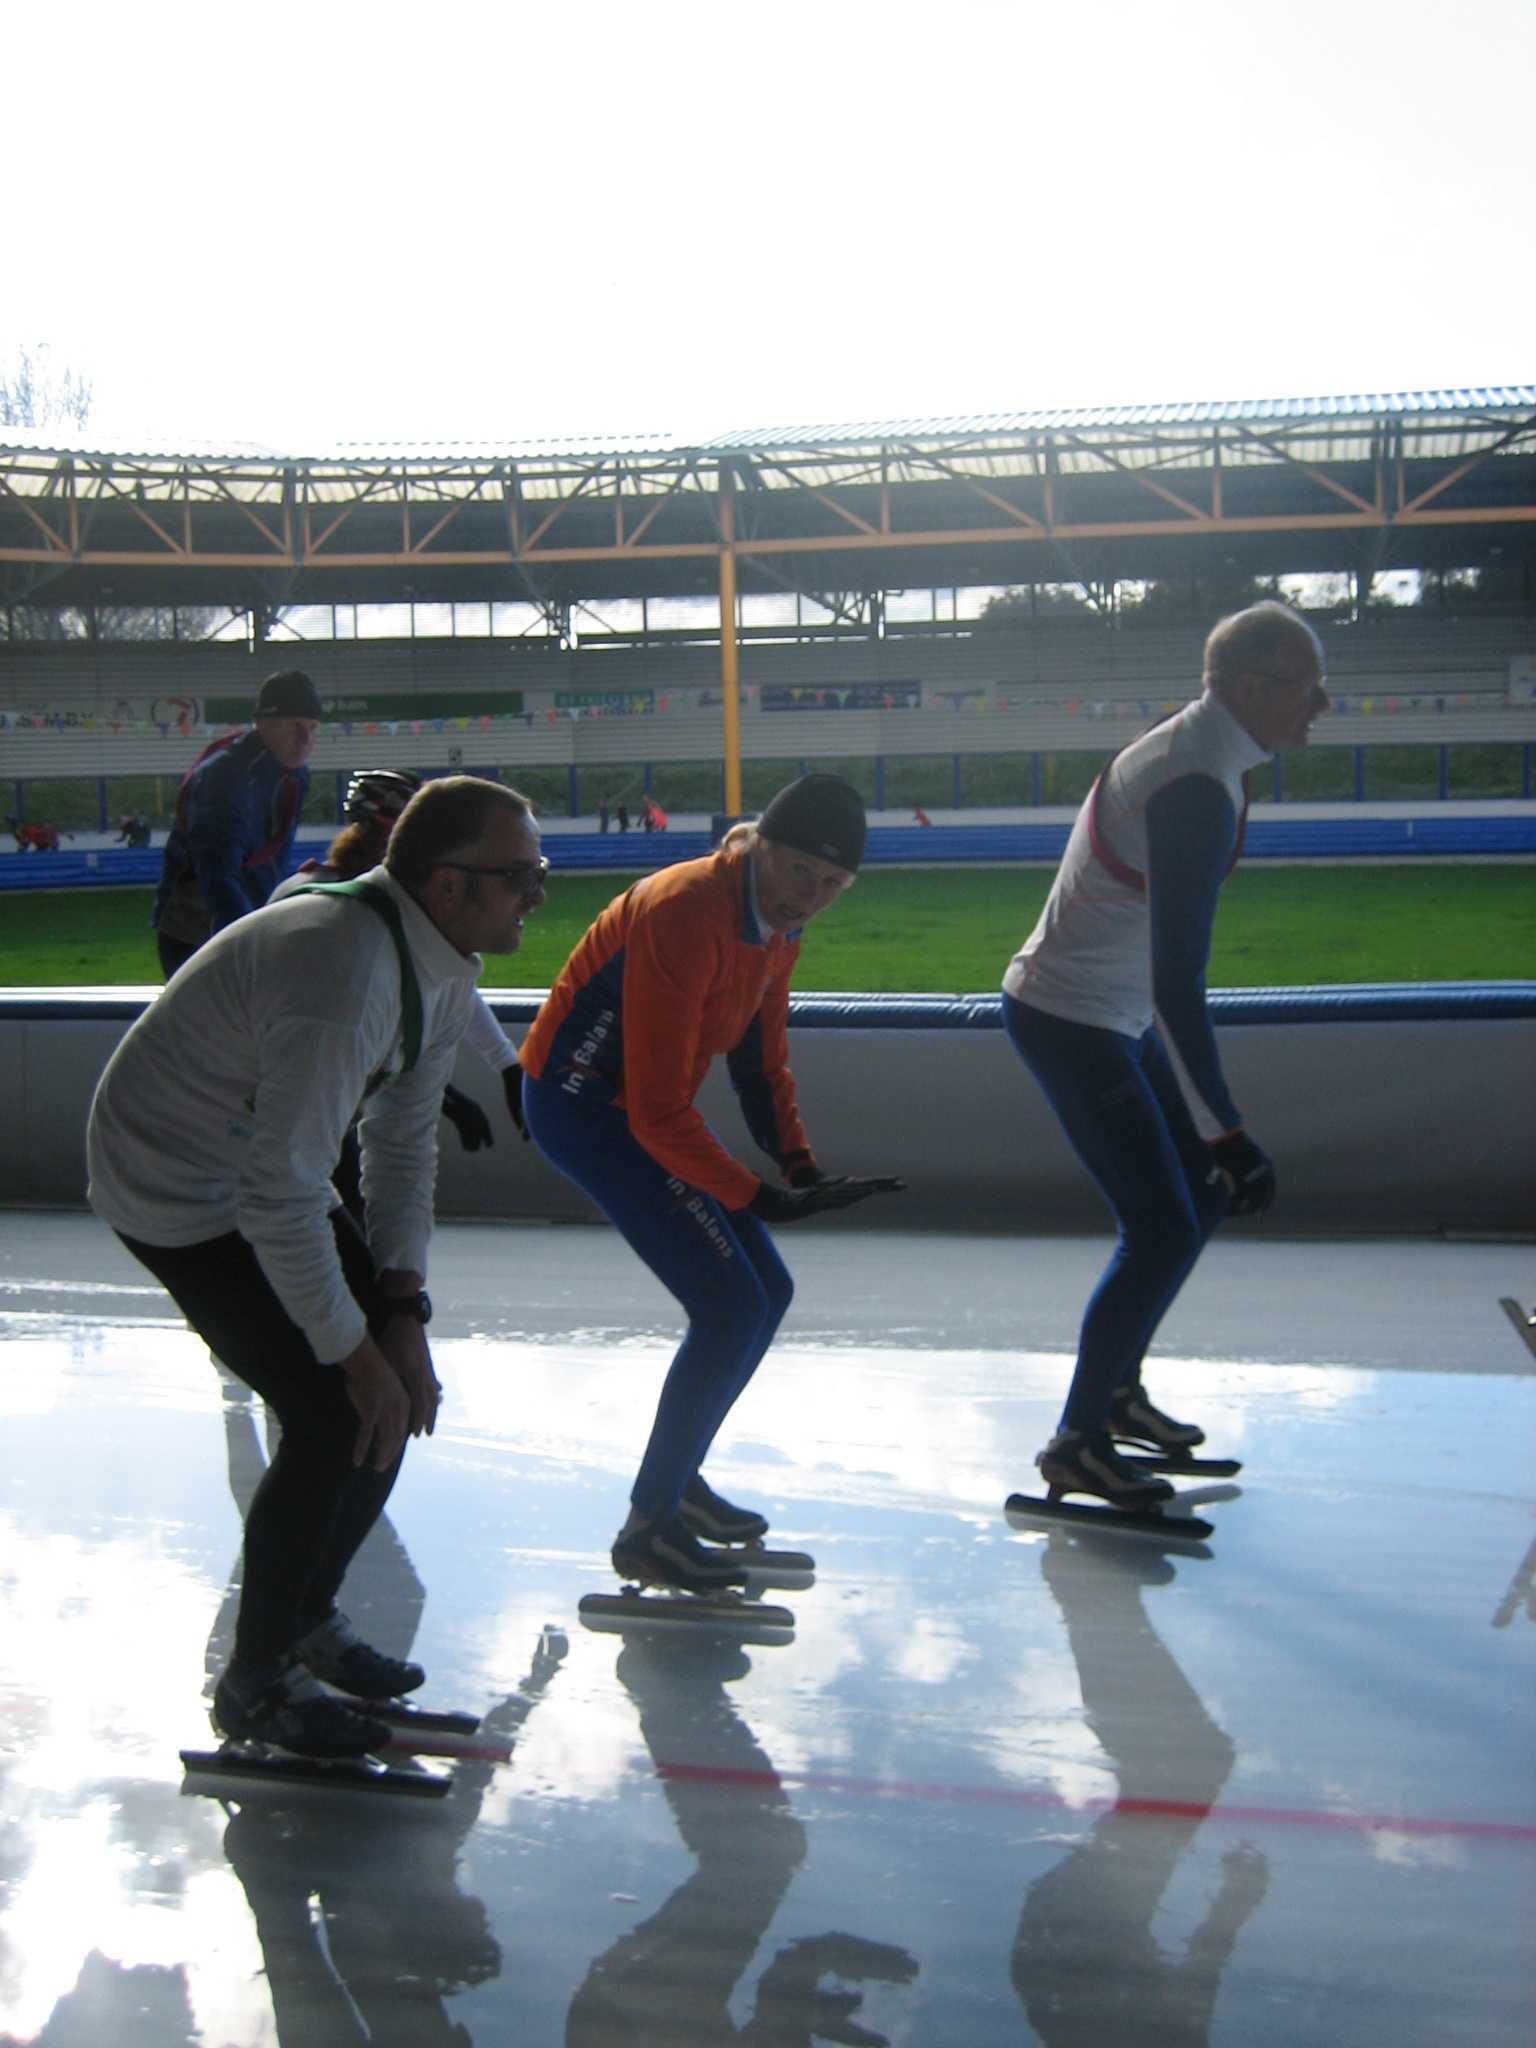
[255,669,323,720]
[758,773,866,873]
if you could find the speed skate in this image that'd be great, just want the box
[1115,1450,1243,1478]
[731,1544,817,1584]
[179,1742,451,1799]
[1004,1490,1216,1545]
[180,1694,490,1798]
[1006,1425,1219,1544]
[580,1543,812,1635]
[579,1586,797,1636]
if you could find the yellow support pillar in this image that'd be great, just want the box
[718,464,743,817]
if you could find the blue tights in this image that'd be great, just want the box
[523,1073,793,1519]
[1003,994,1229,1433]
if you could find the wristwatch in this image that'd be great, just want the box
[380,1289,432,1327]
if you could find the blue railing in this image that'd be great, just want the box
[3,811,1535,892]
[4,982,1533,1027]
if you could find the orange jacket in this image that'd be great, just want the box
[519,846,812,1208]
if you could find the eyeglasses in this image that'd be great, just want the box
[1249,668,1326,693]
[439,857,550,892]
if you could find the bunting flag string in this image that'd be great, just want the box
[0,687,1513,735]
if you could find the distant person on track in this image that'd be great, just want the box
[88,776,545,1761]
[152,668,322,979]
[1003,601,1329,1511]
[517,773,904,1598]
[11,819,62,851]
[116,813,152,849]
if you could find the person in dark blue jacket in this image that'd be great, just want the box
[152,669,322,977]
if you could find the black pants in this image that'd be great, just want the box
[156,931,200,979]
[118,1211,403,1666]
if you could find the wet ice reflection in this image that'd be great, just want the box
[1,1220,1533,2045]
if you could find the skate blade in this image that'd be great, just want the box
[180,1745,450,1798]
[578,1589,796,1640]
[734,1547,816,1587]
[1116,1451,1243,1478]
[1499,1297,1536,1362]
[1004,1493,1215,1547]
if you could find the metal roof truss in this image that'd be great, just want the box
[2,401,1533,609]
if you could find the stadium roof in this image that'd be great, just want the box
[2,387,1532,612]
[707,387,1536,449]
[2,385,1532,467]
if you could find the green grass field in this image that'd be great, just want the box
[2,866,1531,989]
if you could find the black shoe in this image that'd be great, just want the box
[1108,1383,1207,1452]
[213,1658,392,1759]
[295,1611,426,1699]
[611,1513,751,1595]
[679,1473,769,1545]
[1036,1429,1176,1509]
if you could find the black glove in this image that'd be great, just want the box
[785,1155,823,1190]
[1206,1130,1276,1216]
[502,1062,530,1141]
[748,1176,906,1224]
[441,1083,494,1153]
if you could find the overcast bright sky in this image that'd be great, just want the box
[7,0,1533,451]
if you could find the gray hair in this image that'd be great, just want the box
[1204,601,1323,690]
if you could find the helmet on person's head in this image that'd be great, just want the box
[344,768,423,826]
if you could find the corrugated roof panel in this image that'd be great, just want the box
[705,387,1536,447]
[1,388,1531,473]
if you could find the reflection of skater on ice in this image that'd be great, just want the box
[568,1633,916,2045]
[1012,1531,1268,2045]
[222,1623,567,2046]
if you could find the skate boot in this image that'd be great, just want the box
[611,1512,751,1595]
[679,1473,770,1546]
[212,1655,392,1759]
[294,1611,426,1700]
[1108,1382,1206,1454]
[1036,1428,1176,1510]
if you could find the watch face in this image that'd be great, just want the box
[384,1290,431,1326]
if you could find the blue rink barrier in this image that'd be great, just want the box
[7,981,1531,1233]
[7,982,1533,1031]
[768,984,1536,1030]
[3,810,1535,891]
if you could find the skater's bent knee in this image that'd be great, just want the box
[688,1277,781,1348]
[760,1265,794,1325]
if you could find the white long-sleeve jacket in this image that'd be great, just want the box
[273,859,519,1073]
[88,866,482,1361]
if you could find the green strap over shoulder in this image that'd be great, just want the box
[286,878,424,1076]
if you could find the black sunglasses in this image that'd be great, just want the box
[439,857,550,890]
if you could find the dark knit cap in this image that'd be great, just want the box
[758,773,866,873]
[255,669,323,720]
